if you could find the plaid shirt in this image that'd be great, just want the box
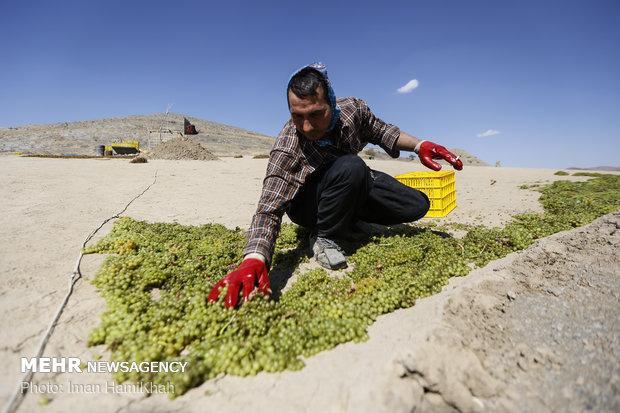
[244,97,401,264]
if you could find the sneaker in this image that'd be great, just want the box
[309,234,347,270]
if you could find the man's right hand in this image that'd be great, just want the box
[207,258,270,308]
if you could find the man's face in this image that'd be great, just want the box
[288,86,332,141]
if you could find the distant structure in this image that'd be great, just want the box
[147,129,183,149]
[495,161,501,167]
[147,104,183,149]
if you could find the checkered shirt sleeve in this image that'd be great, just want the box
[243,97,400,264]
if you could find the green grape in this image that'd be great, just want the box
[83,174,620,397]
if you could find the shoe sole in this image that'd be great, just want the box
[317,249,347,270]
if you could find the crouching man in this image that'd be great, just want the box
[208,62,463,307]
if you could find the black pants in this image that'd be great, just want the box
[286,155,430,239]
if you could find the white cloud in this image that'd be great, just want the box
[477,129,501,138]
[397,79,419,94]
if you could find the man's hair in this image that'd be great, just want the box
[287,67,329,106]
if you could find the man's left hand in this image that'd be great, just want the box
[416,140,463,171]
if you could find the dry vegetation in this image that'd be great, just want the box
[1,112,493,166]
[0,112,275,157]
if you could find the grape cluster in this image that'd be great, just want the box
[84,174,620,396]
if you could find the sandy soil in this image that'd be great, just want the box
[0,155,618,413]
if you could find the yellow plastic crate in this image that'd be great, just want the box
[394,170,456,217]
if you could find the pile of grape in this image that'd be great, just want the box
[84,173,620,396]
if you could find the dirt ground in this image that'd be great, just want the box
[0,155,618,413]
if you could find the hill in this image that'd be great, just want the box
[567,165,620,172]
[1,114,489,166]
[0,112,276,156]
[359,146,491,167]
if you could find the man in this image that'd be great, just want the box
[208,62,463,308]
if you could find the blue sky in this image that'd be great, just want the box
[1,0,619,168]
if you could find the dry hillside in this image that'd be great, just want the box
[0,112,276,156]
[1,113,490,165]
[360,146,491,167]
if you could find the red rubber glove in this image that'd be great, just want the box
[416,140,463,171]
[207,258,270,308]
